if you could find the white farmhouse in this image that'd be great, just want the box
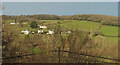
[21,30,30,35]
[47,30,54,35]
[32,31,35,34]
[40,26,47,29]
[10,22,15,25]
[38,30,43,33]
[67,31,71,33]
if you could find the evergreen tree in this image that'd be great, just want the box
[30,21,38,28]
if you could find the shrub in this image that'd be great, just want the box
[30,21,38,28]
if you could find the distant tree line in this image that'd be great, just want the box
[2,14,119,26]
[60,15,119,26]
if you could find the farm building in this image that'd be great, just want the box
[38,30,43,33]
[10,22,15,25]
[66,31,71,33]
[22,22,28,25]
[31,31,35,34]
[39,26,47,29]
[21,30,30,35]
[46,30,54,35]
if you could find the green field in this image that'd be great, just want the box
[48,20,118,36]
[93,36,118,44]
[41,20,60,25]
[99,25,118,36]
[59,20,100,31]
[46,20,118,44]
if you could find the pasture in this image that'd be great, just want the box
[99,25,118,36]
[59,20,100,31]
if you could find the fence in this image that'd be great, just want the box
[2,47,120,63]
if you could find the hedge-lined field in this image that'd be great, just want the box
[46,20,118,44]
[99,25,118,36]
[59,20,100,31]
[46,20,118,36]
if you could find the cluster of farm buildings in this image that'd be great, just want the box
[21,25,54,35]
[10,22,71,35]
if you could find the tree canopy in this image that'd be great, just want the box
[30,21,38,28]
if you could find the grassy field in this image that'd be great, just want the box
[41,20,60,25]
[46,20,118,44]
[99,25,118,36]
[93,36,118,44]
[59,20,100,31]
[49,20,118,36]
